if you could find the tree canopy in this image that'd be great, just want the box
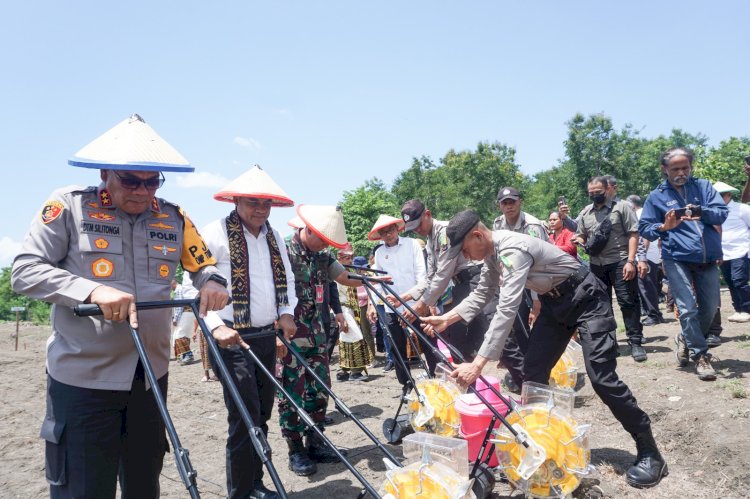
[339,113,749,255]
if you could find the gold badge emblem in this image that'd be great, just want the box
[92,258,114,278]
[149,221,175,230]
[89,212,116,221]
[94,238,109,249]
[158,264,170,278]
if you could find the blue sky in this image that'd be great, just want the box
[2,1,748,266]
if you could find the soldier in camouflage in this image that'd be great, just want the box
[279,205,367,476]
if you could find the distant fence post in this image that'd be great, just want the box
[11,307,26,351]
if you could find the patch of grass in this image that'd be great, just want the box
[718,379,747,399]
[728,408,750,419]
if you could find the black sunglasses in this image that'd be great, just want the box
[112,171,165,190]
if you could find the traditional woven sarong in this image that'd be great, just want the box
[339,339,371,370]
[198,333,212,371]
[174,337,191,357]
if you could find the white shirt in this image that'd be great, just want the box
[373,237,426,313]
[721,200,750,260]
[184,218,297,331]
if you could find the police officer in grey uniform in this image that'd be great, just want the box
[422,210,668,490]
[492,186,550,391]
[392,199,488,370]
[12,114,229,499]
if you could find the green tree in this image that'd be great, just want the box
[0,266,51,324]
[391,141,527,226]
[699,136,750,189]
[339,178,399,256]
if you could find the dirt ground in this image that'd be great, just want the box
[1,295,749,499]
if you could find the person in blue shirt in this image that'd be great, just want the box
[638,147,728,381]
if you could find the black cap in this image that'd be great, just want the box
[496,186,521,203]
[446,210,480,259]
[401,199,425,232]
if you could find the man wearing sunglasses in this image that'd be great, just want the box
[12,114,229,499]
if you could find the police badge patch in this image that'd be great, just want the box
[41,201,64,224]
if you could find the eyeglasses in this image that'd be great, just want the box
[112,171,165,190]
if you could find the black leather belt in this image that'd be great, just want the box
[454,265,482,285]
[222,320,277,335]
[545,266,589,299]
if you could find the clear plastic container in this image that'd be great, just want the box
[521,382,575,417]
[402,432,469,479]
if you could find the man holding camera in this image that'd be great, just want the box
[639,147,728,381]
[572,176,648,362]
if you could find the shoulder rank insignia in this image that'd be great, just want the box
[149,221,175,230]
[99,189,112,207]
[41,201,64,224]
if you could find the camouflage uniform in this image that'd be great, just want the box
[278,231,345,440]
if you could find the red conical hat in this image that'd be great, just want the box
[367,214,405,241]
[214,165,294,207]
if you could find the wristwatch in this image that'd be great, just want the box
[207,273,228,287]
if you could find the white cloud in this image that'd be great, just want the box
[175,171,230,189]
[0,236,22,268]
[233,136,261,149]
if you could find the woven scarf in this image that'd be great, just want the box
[225,210,288,329]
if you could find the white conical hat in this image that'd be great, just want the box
[368,214,405,241]
[297,204,348,249]
[214,165,294,206]
[713,181,739,194]
[287,216,305,229]
[68,114,193,172]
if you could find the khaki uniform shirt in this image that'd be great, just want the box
[12,184,221,390]
[405,219,481,307]
[452,230,580,360]
[493,211,549,241]
[575,199,639,266]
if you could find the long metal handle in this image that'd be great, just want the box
[365,277,527,447]
[231,329,383,498]
[73,302,201,498]
[275,332,402,468]
[192,308,288,498]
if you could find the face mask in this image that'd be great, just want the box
[589,193,606,204]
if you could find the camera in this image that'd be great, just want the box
[558,196,567,206]
[673,205,702,219]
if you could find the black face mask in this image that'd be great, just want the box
[589,193,606,204]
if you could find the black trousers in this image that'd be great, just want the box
[385,312,441,386]
[43,363,168,499]
[495,292,532,388]
[637,260,663,321]
[215,327,277,498]
[443,275,489,364]
[524,272,652,435]
[591,258,644,345]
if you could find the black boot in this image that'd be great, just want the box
[286,438,317,476]
[249,480,280,499]
[630,343,647,362]
[305,426,348,463]
[626,430,668,488]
